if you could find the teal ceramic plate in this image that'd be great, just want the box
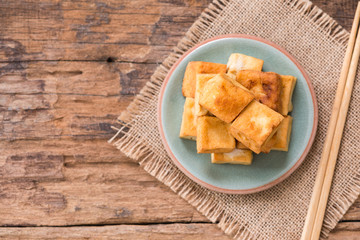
[158,34,318,194]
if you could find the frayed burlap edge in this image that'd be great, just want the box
[109,0,358,239]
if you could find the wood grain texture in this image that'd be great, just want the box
[0,0,208,62]
[0,161,208,226]
[0,224,231,240]
[0,0,359,239]
[0,222,358,239]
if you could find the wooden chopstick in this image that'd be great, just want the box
[310,9,360,240]
[301,2,360,240]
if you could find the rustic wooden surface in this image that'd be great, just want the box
[0,0,359,239]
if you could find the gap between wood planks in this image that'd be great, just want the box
[0,59,160,64]
[2,219,359,228]
[0,221,216,228]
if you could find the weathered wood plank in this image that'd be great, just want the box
[343,200,360,221]
[312,0,357,30]
[0,223,231,240]
[0,61,153,96]
[0,139,123,166]
[328,222,360,240]
[1,97,121,140]
[0,162,208,225]
[0,61,148,140]
[0,0,212,62]
[0,0,352,64]
[0,222,358,239]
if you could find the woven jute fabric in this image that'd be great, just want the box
[109,0,360,239]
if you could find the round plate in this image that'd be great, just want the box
[158,34,318,194]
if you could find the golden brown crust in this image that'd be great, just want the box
[211,149,253,165]
[256,115,293,153]
[226,53,264,78]
[182,61,227,98]
[230,100,284,154]
[194,74,216,117]
[271,115,293,151]
[260,135,276,153]
[196,116,235,153]
[179,98,197,140]
[279,75,297,115]
[198,74,254,123]
[236,70,282,112]
[236,141,249,150]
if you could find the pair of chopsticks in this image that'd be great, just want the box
[301,2,360,240]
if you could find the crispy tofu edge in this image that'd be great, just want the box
[194,74,216,117]
[279,75,297,115]
[211,150,253,165]
[179,98,197,140]
[272,116,293,151]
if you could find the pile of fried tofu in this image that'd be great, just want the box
[179,53,296,165]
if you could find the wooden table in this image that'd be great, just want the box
[0,0,359,239]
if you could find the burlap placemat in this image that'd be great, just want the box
[109,0,360,239]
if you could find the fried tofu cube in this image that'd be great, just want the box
[211,149,253,165]
[195,74,217,117]
[236,70,282,112]
[182,61,227,98]
[252,115,293,153]
[271,115,293,151]
[199,74,254,123]
[279,75,297,115]
[179,98,197,140]
[197,116,235,153]
[226,53,264,78]
[230,100,284,154]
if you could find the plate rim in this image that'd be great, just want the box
[157,34,318,194]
